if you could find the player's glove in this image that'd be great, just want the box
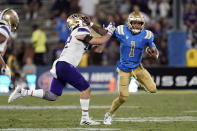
[1,65,11,78]
[105,22,116,35]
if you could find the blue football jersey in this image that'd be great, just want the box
[114,25,156,72]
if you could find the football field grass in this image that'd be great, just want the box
[0,90,197,131]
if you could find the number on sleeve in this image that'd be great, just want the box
[66,36,72,44]
[64,36,72,48]
[129,41,135,57]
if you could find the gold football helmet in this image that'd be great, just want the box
[127,11,145,34]
[67,13,87,31]
[0,8,19,32]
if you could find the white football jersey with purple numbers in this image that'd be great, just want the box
[0,24,11,52]
[58,26,91,67]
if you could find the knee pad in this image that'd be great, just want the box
[43,90,58,101]
[119,95,128,103]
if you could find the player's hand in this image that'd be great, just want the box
[1,65,11,78]
[82,15,91,26]
[105,22,116,35]
[146,47,158,60]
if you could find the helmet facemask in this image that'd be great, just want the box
[127,12,145,34]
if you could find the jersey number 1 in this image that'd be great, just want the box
[129,41,135,57]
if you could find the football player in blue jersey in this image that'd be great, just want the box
[103,11,159,125]
[85,11,159,125]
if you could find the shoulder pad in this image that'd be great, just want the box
[77,27,90,34]
[73,26,90,36]
[144,30,152,39]
[117,25,124,35]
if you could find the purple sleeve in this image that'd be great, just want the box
[0,26,10,36]
[77,28,90,34]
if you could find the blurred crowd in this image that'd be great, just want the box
[2,0,197,81]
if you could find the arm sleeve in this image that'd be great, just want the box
[0,25,10,39]
[150,42,156,47]
[114,25,124,39]
[75,27,91,46]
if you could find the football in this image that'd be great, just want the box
[146,46,158,59]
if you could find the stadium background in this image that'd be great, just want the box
[0,0,197,130]
[0,0,196,92]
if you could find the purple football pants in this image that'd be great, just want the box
[50,61,90,96]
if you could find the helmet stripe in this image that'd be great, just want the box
[139,12,143,22]
[132,12,136,19]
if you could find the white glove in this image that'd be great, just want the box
[105,22,116,35]
[1,65,11,78]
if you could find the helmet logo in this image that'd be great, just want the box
[72,14,78,18]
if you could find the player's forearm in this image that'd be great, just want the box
[1,44,7,56]
[91,24,107,35]
[89,33,111,45]
[151,46,159,60]
[0,55,6,68]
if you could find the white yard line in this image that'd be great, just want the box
[0,128,121,131]
[0,105,138,110]
[1,116,197,123]
[184,110,197,113]
[2,116,197,122]
[113,116,197,122]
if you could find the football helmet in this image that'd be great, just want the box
[127,11,145,34]
[0,8,19,32]
[67,13,87,31]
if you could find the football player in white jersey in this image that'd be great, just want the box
[8,13,116,125]
[0,9,19,79]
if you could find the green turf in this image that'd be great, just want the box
[0,90,197,131]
